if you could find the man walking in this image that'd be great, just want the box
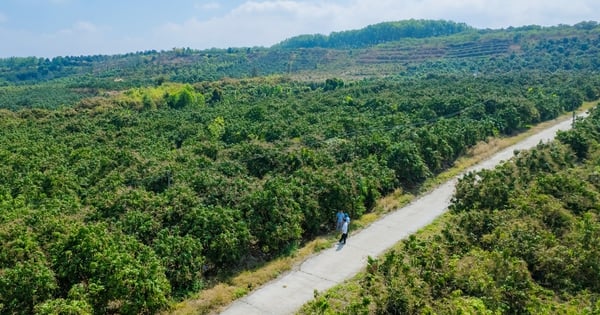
[339,217,349,244]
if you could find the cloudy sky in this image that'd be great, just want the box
[0,0,598,58]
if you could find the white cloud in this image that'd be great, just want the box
[195,2,221,10]
[154,1,348,49]
[73,21,98,32]
[158,0,596,51]
[151,0,600,51]
[51,21,99,37]
[340,0,600,29]
[28,21,132,57]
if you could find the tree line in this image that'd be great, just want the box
[274,19,472,49]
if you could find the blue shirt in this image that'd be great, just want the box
[336,212,344,223]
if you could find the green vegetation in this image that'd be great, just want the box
[1,20,599,109]
[274,19,472,49]
[0,19,599,314]
[300,105,600,314]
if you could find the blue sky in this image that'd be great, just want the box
[0,0,598,58]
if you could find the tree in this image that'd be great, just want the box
[558,88,583,111]
[208,116,226,140]
[556,128,592,160]
[386,141,432,187]
[153,230,204,296]
[181,206,251,269]
[0,228,57,314]
[166,84,204,109]
[209,88,223,104]
[51,223,170,314]
[243,177,304,255]
[0,260,57,314]
[324,78,344,91]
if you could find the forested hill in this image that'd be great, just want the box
[0,19,599,98]
[273,19,472,49]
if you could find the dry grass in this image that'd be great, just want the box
[168,236,333,315]
[168,101,597,315]
[169,260,292,315]
[375,188,413,214]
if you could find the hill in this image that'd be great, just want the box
[0,19,599,314]
[0,20,599,110]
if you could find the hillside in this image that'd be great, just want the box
[0,20,599,314]
[1,20,599,110]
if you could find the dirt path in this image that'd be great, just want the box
[220,116,580,315]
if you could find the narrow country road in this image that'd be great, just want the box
[220,115,581,315]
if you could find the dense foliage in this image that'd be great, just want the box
[300,107,600,314]
[1,20,600,314]
[274,19,472,49]
[0,70,597,314]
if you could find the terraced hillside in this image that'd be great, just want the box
[356,39,512,64]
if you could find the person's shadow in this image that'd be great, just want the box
[336,242,345,251]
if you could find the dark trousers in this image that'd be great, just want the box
[339,233,348,244]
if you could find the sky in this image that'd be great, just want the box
[0,0,598,58]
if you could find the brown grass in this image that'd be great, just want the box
[375,188,407,213]
[168,236,332,315]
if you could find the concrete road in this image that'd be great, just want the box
[220,116,580,315]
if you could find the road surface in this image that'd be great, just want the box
[220,116,580,315]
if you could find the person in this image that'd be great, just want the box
[344,212,350,224]
[339,217,349,244]
[335,210,345,231]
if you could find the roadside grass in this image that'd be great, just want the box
[168,102,596,315]
[168,236,333,315]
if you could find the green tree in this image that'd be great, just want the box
[181,206,251,269]
[51,224,170,314]
[324,78,344,91]
[0,228,57,314]
[208,116,226,140]
[153,230,204,296]
[244,177,304,255]
[386,141,432,187]
[0,260,57,314]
